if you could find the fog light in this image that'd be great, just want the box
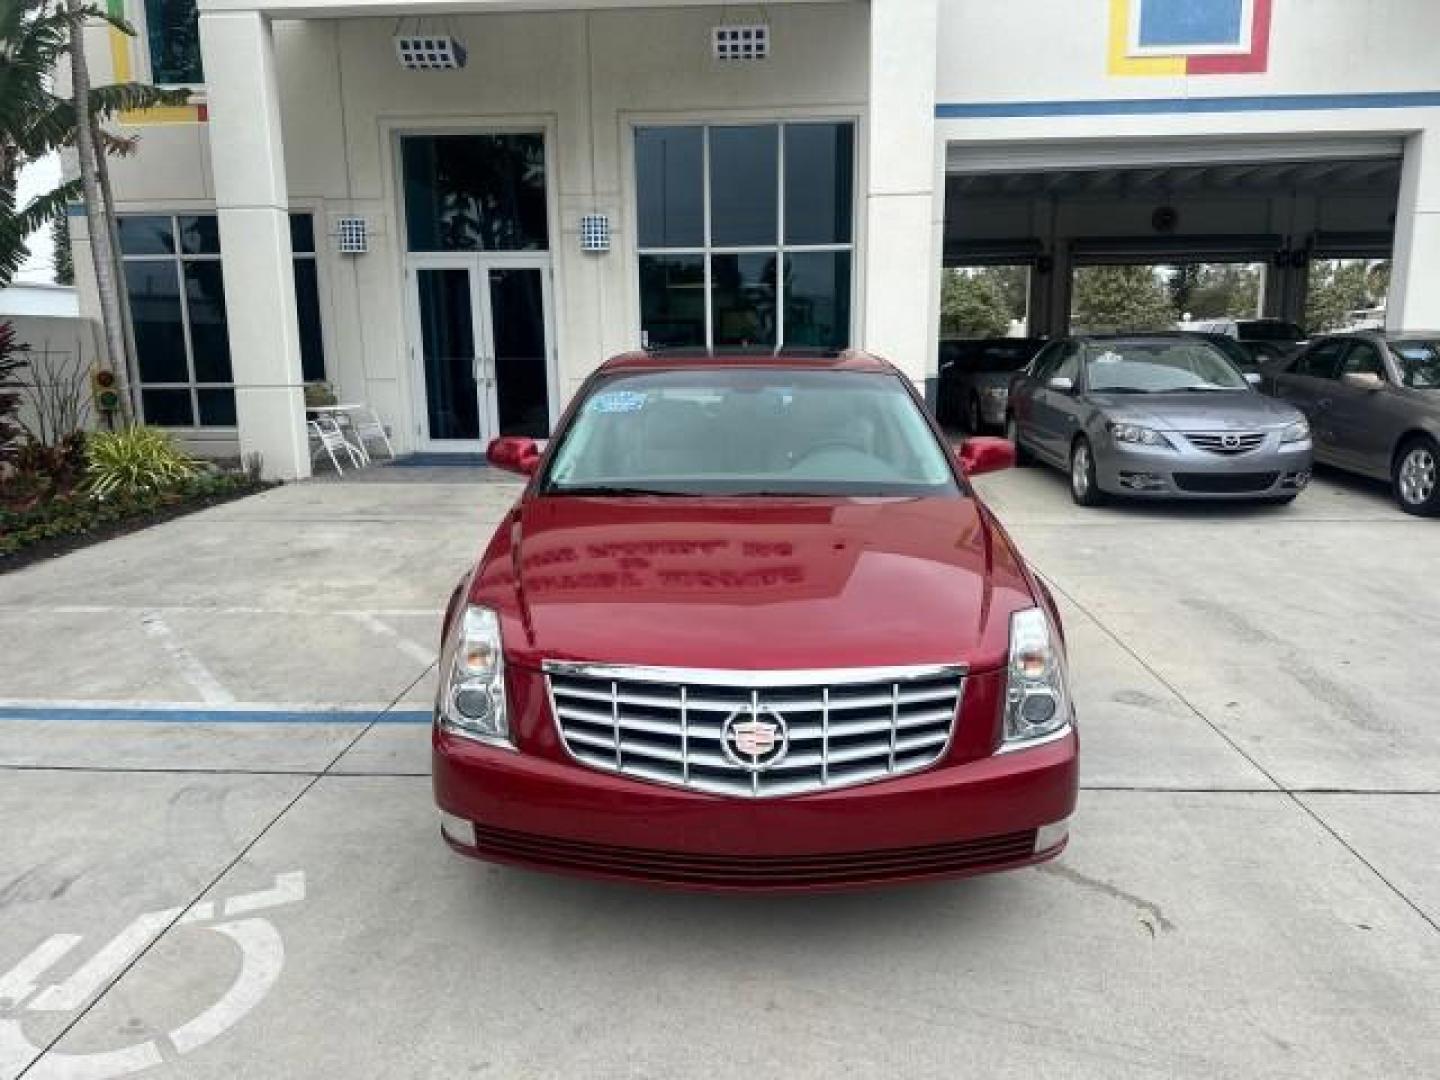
[1118,471,1165,491]
[1035,817,1070,853]
[1020,691,1058,727]
[440,811,474,845]
[454,686,494,721]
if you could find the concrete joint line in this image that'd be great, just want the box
[1035,566,1440,938]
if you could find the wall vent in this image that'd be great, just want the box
[712,24,769,62]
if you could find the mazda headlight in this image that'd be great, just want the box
[1280,419,1310,444]
[438,605,511,746]
[1002,608,1071,749]
[1108,422,1173,448]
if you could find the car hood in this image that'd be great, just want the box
[1086,390,1302,430]
[475,496,1037,673]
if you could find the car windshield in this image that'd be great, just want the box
[1084,341,1251,393]
[542,368,959,497]
[1206,336,1261,372]
[944,340,1040,373]
[1237,320,1304,341]
[1388,341,1440,389]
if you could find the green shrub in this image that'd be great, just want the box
[84,426,199,498]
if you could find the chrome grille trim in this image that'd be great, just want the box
[1182,430,1266,455]
[544,661,966,798]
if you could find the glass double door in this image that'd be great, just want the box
[410,256,553,450]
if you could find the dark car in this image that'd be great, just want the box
[1005,335,1312,505]
[432,349,1078,891]
[1265,332,1440,514]
[938,338,1046,432]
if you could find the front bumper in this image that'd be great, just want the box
[1094,437,1313,500]
[434,723,1078,892]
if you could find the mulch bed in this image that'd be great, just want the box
[0,480,276,575]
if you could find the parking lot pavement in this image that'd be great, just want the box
[2,468,1437,1078]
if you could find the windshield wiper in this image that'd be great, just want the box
[1175,385,1243,392]
[549,485,693,497]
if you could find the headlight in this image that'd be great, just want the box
[1002,608,1071,749]
[1280,419,1310,444]
[1108,422,1173,448]
[438,605,511,746]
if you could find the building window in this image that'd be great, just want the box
[401,134,548,253]
[118,213,326,427]
[635,121,855,350]
[290,214,327,383]
[142,0,203,85]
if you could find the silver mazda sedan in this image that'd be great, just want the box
[1005,335,1313,506]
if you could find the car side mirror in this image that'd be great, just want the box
[1341,371,1385,392]
[1245,372,1262,386]
[486,436,541,477]
[957,436,1016,477]
[1047,376,1075,393]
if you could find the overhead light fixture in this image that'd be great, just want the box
[712,23,769,62]
[394,19,467,70]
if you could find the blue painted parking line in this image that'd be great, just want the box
[0,706,433,725]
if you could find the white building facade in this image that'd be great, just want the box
[71,0,1440,477]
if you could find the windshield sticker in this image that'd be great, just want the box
[587,390,647,414]
[1095,351,1123,364]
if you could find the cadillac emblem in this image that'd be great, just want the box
[721,708,789,771]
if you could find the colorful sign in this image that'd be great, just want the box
[106,0,206,124]
[1108,0,1272,76]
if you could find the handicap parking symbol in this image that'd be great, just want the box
[0,872,305,1080]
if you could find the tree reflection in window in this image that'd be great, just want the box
[403,134,549,253]
[145,0,203,84]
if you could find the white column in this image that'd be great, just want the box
[1389,126,1440,332]
[861,0,940,390]
[198,10,309,479]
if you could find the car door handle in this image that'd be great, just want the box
[1317,398,1332,409]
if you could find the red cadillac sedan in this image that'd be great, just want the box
[433,349,1078,890]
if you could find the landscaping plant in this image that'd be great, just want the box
[84,424,199,497]
[0,321,26,470]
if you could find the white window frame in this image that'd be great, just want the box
[632,118,861,352]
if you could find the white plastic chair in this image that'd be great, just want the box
[346,406,396,462]
[308,417,362,473]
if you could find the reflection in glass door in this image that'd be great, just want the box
[416,267,480,442]
[410,258,553,449]
[486,267,550,439]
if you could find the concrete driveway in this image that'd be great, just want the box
[1,464,1437,1079]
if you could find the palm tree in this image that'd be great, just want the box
[1,0,186,369]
